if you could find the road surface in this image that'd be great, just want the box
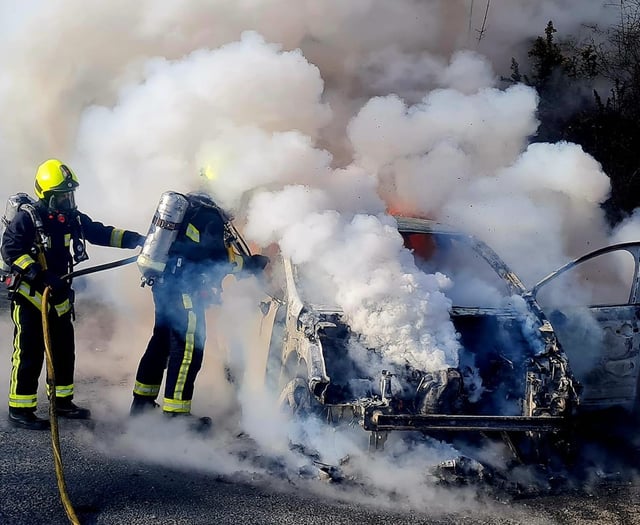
[2,294,640,525]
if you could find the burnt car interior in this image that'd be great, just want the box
[259,215,640,475]
[266,218,580,465]
[402,228,568,419]
[310,229,549,419]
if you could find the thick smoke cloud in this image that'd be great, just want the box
[0,0,630,510]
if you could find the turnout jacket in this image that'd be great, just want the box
[1,201,142,313]
[162,201,231,291]
[132,197,243,413]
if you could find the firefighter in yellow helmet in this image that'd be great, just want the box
[0,159,145,430]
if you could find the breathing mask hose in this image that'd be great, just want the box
[42,286,81,525]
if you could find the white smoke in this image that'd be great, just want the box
[0,0,631,511]
[246,190,460,370]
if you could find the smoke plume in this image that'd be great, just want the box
[0,0,631,511]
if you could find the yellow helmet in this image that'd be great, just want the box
[34,159,79,200]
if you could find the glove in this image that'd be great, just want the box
[40,270,67,294]
[22,263,43,282]
[122,231,146,249]
[22,264,66,294]
[244,254,269,275]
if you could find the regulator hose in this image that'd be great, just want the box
[41,254,139,525]
[42,286,81,525]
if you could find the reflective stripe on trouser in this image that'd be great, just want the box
[134,285,205,413]
[46,384,74,398]
[163,397,192,413]
[8,293,76,409]
[133,381,161,398]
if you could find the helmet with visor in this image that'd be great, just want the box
[34,159,79,213]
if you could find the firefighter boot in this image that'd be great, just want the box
[56,399,91,419]
[8,407,50,430]
[130,396,160,416]
[163,411,213,435]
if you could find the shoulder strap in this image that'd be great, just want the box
[70,214,88,263]
[21,203,49,248]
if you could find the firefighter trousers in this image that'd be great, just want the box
[133,282,206,413]
[8,292,75,410]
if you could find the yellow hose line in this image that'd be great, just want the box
[42,286,81,525]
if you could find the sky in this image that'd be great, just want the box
[0,0,637,510]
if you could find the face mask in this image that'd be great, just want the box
[48,191,76,212]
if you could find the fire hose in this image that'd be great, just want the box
[41,255,139,525]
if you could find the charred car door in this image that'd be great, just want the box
[531,242,640,414]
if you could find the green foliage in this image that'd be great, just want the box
[509,16,640,224]
[528,21,566,85]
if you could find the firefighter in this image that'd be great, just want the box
[1,159,145,430]
[130,191,267,430]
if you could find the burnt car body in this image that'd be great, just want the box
[254,217,640,461]
[531,242,640,416]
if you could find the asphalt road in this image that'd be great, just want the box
[3,414,640,525]
[2,293,640,525]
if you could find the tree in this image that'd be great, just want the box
[528,21,567,86]
[507,11,640,224]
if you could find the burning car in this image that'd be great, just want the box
[249,216,640,463]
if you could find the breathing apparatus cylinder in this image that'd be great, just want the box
[0,193,36,276]
[137,191,189,287]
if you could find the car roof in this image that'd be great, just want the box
[287,215,529,306]
[394,216,468,236]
